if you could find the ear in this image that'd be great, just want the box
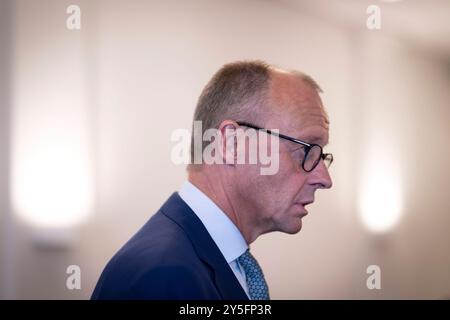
[217,120,239,166]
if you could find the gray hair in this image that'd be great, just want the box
[189,60,322,164]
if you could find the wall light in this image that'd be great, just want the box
[11,4,94,245]
[12,119,94,248]
[12,132,93,230]
[359,155,403,233]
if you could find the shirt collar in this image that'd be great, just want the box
[178,181,248,263]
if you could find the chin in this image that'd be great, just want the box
[280,219,303,234]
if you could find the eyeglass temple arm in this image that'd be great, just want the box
[236,121,312,148]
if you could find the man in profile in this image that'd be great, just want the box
[92,61,333,300]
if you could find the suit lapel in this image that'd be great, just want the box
[161,193,249,300]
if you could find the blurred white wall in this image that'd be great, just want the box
[0,0,14,300]
[356,34,450,298]
[1,0,449,299]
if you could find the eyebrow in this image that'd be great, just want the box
[300,135,326,146]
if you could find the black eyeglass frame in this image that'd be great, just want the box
[236,121,333,172]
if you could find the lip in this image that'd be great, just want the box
[301,200,314,206]
[294,203,309,217]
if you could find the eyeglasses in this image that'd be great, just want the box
[236,121,333,172]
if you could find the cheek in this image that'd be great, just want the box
[260,162,306,206]
[272,159,309,205]
[240,152,307,210]
[277,151,305,186]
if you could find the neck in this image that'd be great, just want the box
[187,167,261,244]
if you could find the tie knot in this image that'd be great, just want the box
[238,250,270,300]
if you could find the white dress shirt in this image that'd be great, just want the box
[178,181,250,298]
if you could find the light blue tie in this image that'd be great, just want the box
[238,250,270,300]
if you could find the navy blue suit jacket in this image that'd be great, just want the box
[91,193,249,300]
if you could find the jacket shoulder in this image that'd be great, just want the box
[92,202,219,299]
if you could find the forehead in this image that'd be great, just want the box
[265,72,330,146]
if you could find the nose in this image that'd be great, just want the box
[309,159,333,189]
